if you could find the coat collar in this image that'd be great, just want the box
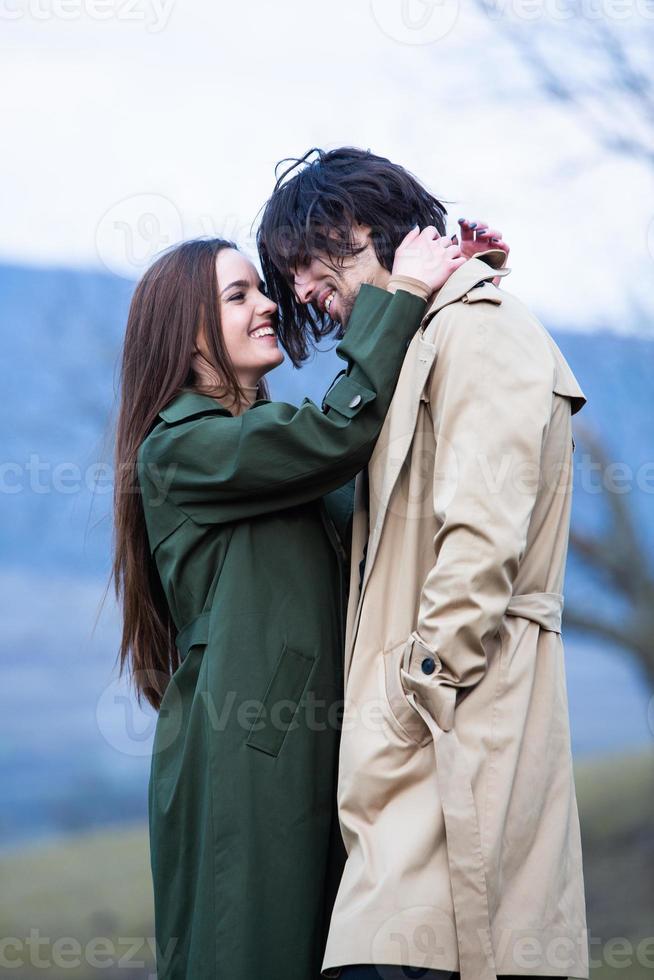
[158,390,231,423]
[422,248,510,324]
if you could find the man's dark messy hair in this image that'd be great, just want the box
[256,147,448,365]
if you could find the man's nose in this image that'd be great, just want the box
[293,275,314,306]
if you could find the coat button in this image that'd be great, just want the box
[421,656,436,675]
[349,394,362,409]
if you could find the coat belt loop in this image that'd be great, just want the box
[175,610,211,661]
[506,591,564,633]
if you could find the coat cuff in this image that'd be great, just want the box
[322,374,376,418]
[386,274,432,302]
[400,633,456,732]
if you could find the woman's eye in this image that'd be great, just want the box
[228,292,245,302]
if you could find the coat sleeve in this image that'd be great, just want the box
[138,285,426,527]
[400,302,554,732]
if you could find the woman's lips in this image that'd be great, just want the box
[249,322,277,342]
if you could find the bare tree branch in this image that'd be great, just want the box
[567,427,654,684]
[470,0,654,166]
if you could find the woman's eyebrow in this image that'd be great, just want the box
[220,279,250,295]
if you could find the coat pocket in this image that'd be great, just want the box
[383,641,431,746]
[246,644,315,758]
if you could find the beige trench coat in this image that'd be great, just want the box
[322,252,590,980]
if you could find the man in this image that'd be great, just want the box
[258,147,589,980]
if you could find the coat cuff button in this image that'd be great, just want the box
[348,394,362,409]
[421,656,436,675]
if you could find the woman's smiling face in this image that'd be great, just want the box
[197,248,283,390]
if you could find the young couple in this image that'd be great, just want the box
[113,148,589,980]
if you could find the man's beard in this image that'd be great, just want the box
[337,284,358,329]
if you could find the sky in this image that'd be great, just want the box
[2,0,653,332]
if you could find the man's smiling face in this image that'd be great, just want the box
[256,147,448,365]
[290,224,391,328]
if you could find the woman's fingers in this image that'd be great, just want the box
[476,226,502,243]
[458,218,504,242]
[400,227,456,251]
[397,224,421,249]
[418,225,440,242]
[392,224,468,290]
[458,218,477,242]
[434,235,459,249]
[457,218,510,261]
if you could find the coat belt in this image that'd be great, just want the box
[406,590,564,980]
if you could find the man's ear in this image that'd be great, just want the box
[351,222,373,248]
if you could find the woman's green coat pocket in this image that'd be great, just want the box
[246,644,315,757]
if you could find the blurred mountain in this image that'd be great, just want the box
[2,261,652,573]
[1,262,652,848]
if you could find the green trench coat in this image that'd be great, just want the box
[136,284,426,980]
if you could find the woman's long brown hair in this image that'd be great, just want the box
[113,238,270,710]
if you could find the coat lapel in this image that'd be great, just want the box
[364,333,436,577]
[365,252,509,583]
[344,250,512,677]
[344,331,436,681]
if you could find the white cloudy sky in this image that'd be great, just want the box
[2,0,652,331]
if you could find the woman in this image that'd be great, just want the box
[112,227,464,980]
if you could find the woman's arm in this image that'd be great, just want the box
[138,284,426,528]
